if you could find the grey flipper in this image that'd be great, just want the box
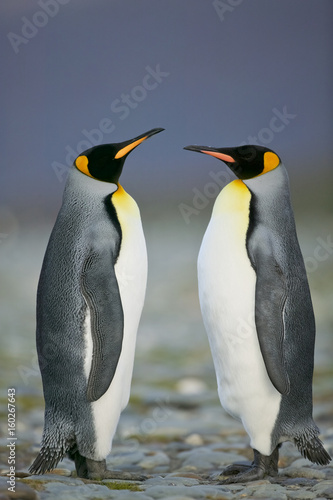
[81,243,124,402]
[251,239,290,395]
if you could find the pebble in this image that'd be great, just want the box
[144,484,232,499]
[184,434,204,447]
[0,477,37,500]
[311,479,333,497]
[39,481,114,500]
[240,481,288,500]
[175,378,207,395]
[144,475,199,487]
[286,490,316,499]
[282,466,327,479]
[139,451,170,469]
[177,447,247,470]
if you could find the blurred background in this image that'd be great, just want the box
[0,0,332,472]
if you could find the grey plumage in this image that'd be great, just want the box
[30,168,122,473]
[245,166,330,465]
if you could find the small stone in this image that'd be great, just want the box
[49,468,71,476]
[22,475,84,485]
[41,481,114,500]
[144,475,198,487]
[280,477,318,487]
[282,466,326,479]
[286,489,317,499]
[178,447,247,470]
[107,450,146,467]
[167,472,202,480]
[144,484,232,499]
[241,482,288,500]
[0,480,37,500]
[184,434,204,446]
[175,377,207,395]
[288,457,312,468]
[311,479,333,498]
[139,451,170,469]
[163,473,200,486]
[158,497,196,500]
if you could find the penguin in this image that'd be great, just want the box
[184,143,331,482]
[29,128,164,480]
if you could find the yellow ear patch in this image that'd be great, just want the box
[114,136,147,159]
[261,152,280,175]
[75,155,94,178]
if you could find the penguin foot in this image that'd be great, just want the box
[86,459,147,481]
[69,450,147,481]
[219,447,279,484]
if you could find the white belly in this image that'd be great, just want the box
[198,183,281,455]
[84,188,147,460]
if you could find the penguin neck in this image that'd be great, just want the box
[243,164,290,201]
[64,166,118,201]
[243,164,296,230]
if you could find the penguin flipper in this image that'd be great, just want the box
[81,246,124,402]
[252,246,290,395]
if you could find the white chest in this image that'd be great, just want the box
[84,186,147,459]
[198,180,281,455]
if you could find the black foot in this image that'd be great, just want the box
[68,450,147,481]
[219,447,279,484]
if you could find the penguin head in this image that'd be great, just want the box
[74,128,164,183]
[184,144,281,180]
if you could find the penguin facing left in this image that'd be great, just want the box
[184,142,331,483]
[29,128,164,480]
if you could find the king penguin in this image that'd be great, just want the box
[30,128,164,479]
[184,143,331,482]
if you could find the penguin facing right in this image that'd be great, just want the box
[184,143,331,483]
[29,128,164,480]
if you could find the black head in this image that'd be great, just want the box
[184,144,281,180]
[75,128,164,183]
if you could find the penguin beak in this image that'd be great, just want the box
[115,128,164,159]
[184,145,236,164]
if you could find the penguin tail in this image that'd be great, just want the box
[294,428,331,466]
[29,411,75,475]
[29,446,66,475]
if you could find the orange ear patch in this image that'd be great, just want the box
[262,152,280,175]
[75,155,94,178]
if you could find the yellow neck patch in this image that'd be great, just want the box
[213,179,251,216]
[112,184,139,217]
[75,155,94,178]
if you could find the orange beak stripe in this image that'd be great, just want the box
[114,136,148,159]
[201,151,235,163]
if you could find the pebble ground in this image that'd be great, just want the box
[0,211,332,499]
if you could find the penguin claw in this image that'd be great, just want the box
[219,466,266,484]
[218,448,279,483]
[219,462,252,477]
